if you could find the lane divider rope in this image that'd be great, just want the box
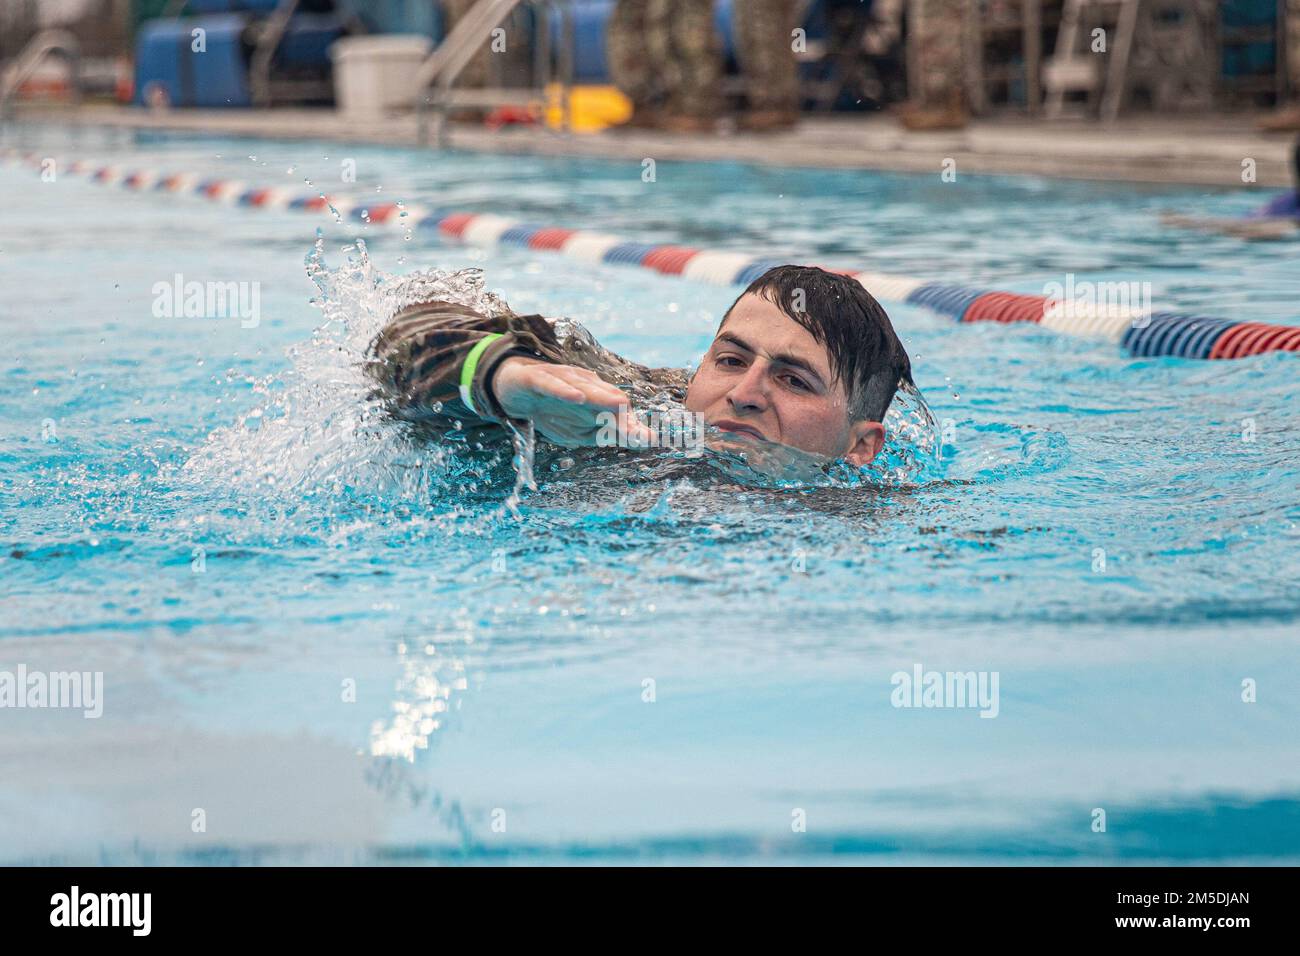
[5,148,1298,362]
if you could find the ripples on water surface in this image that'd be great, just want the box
[1,128,1298,864]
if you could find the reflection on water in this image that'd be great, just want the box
[369,634,469,761]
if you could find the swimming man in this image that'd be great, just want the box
[365,265,913,471]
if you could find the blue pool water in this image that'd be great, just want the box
[2,126,1299,864]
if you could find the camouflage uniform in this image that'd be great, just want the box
[659,0,724,119]
[733,0,799,113]
[607,0,666,109]
[442,0,492,88]
[608,0,723,119]
[909,0,966,110]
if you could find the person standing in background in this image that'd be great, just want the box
[608,0,723,132]
[654,0,725,132]
[606,0,667,127]
[899,0,968,130]
[734,0,801,131]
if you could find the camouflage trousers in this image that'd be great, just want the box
[734,0,799,112]
[607,0,722,118]
[909,0,966,108]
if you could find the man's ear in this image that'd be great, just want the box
[843,420,885,467]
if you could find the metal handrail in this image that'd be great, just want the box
[249,0,300,107]
[416,0,520,92]
[415,0,574,147]
[0,28,82,121]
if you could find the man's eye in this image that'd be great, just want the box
[783,374,810,391]
[716,355,744,368]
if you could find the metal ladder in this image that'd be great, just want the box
[415,0,575,147]
[0,28,81,122]
[1044,0,1126,119]
[1044,0,1215,121]
[250,0,310,108]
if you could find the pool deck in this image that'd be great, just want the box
[5,102,1296,189]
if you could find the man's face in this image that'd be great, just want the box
[684,293,884,466]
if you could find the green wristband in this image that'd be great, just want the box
[459,332,504,415]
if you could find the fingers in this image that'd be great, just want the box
[530,398,655,450]
[514,365,612,409]
[539,365,628,411]
[532,374,587,406]
[494,358,592,417]
[497,362,662,450]
[614,404,656,448]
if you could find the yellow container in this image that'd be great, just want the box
[545,84,633,132]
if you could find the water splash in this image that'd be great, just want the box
[178,242,944,520]
[862,378,944,486]
[178,240,514,508]
[503,419,538,516]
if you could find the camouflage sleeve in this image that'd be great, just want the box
[366,301,691,429]
[365,301,567,426]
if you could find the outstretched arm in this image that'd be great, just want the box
[366,301,650,446]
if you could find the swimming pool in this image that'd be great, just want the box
[2,126,1299,864]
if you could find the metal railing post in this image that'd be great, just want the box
[0,29,82,122]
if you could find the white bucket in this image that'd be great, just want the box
[330,35,432,116]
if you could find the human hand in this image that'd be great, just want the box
[492,357,652,448]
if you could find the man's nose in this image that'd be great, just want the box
[727,362,770,413]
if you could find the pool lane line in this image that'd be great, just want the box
[5,147,1298,363]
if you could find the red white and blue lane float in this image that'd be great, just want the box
[5,147,1299,362]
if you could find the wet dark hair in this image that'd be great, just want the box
[721,265,913,422]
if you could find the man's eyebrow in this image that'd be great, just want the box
[713,331,827,385]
